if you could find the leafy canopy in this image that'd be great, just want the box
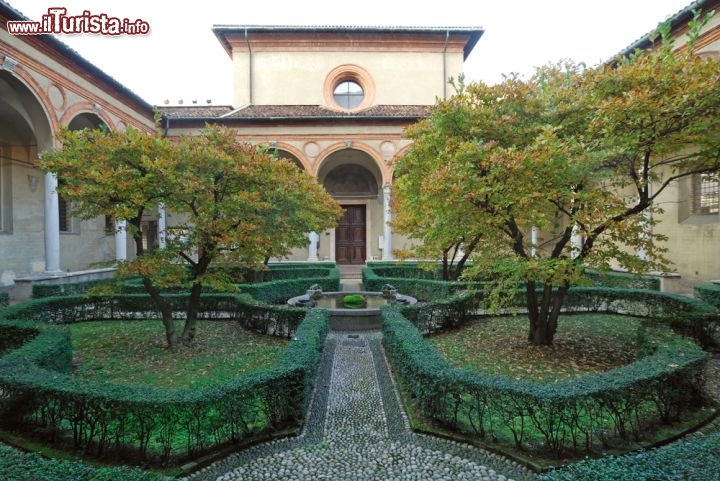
[392,16,720,344]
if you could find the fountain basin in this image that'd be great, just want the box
[287,291,417,331]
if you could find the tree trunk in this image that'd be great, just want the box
[141,273,177,348]
[130,214,178,349]
[525,281,569,346]
[180,251,211,346]
[180,281,202,346]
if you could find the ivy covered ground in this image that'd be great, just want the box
[429,314,673,383]
[70,320,287,388]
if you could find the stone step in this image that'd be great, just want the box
[337,264,364,279]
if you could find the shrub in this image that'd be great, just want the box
[32,278,117,298]
[0,443,172,481]
[363,264,481,301]
[342,294,367,308]
[0,293,328,464]
[695,283,720,309]
[539,431,720,481]
[240,270,340,304]
[382,287,711,458]
[0,292,8,308]
[400,290,479,334]
[582,269,660,290]
[118,266,340,305]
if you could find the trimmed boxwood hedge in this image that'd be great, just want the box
[363,265,481,301]
[116,264,340,305]
[582,269,660,290]
[32,278,116,298]
[240,271,340,304]
[0,443,172,481]
[695,283,720,309]
[0,293,328,464]
[364,262,662,302]
[539,430,720,481]
[382,287,713,457]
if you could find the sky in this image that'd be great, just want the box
[16,0,695,107]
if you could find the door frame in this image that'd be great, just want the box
[330,200,369,263]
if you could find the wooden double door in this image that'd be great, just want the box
[336,205,366,265]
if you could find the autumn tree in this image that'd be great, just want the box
[393,17,720,345]
[42,125,341,348]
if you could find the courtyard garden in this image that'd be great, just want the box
[0,263,718,480]
[2,16,719,479]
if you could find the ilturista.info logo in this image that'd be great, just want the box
[7,8,150,35]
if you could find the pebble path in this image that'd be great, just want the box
[183,332,534,481]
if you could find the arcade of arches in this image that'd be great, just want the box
[0,45,155,286]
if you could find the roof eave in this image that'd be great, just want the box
[212,25,485,60]
[617,0,719,57]
[0,0,154,116]
[165,114,428,122]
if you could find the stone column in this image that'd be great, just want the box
[158,204,167,249]
[43,172,62,273]
[307,231,319,262]
[531,225,539,257]
[382,184,393,261]
[571,224,582,260]
[114,220,127,261]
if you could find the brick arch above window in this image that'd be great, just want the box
[323,64,375,112]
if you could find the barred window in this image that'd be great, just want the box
[693,173,719,215]
[58,195,70,232]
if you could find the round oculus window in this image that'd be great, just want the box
[333,80,364,109]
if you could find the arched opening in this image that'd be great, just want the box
[271,148,305,172]
[68,112,106,131]
[60,112,107,233]
[317,149,384,264]
[0,71,54,279]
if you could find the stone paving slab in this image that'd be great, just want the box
[183,332,533,481]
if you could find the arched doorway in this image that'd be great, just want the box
[0,71,54,280]
[317,149,382,264]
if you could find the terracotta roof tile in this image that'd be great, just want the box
[157,104,431,120]
[158,105,234,119]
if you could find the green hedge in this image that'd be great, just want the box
[583,269,660,290]
[400,290,479,334]
[560,288,719,349]
[0,294,328,464]
[539,431,720,481]
[382,288,711,457]
[695,283,720,309]
[0,292,8,308]
[363,265,480,301]
[32,278,116,298]
[0,443,171,481]
[117,266,340,305]
[1,293,311,336]
[240,270,340,304]
[364,263,663,300]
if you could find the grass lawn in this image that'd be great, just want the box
[69,320,287,388]
[428,313,670,383]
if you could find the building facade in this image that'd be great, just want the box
[0,1,155,288]
[620,0,720,285]
[0,0,717,291]
[160,26,482,265]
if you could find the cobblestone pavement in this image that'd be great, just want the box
[184,332,533,481]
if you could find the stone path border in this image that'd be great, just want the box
[183,332,533,481]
